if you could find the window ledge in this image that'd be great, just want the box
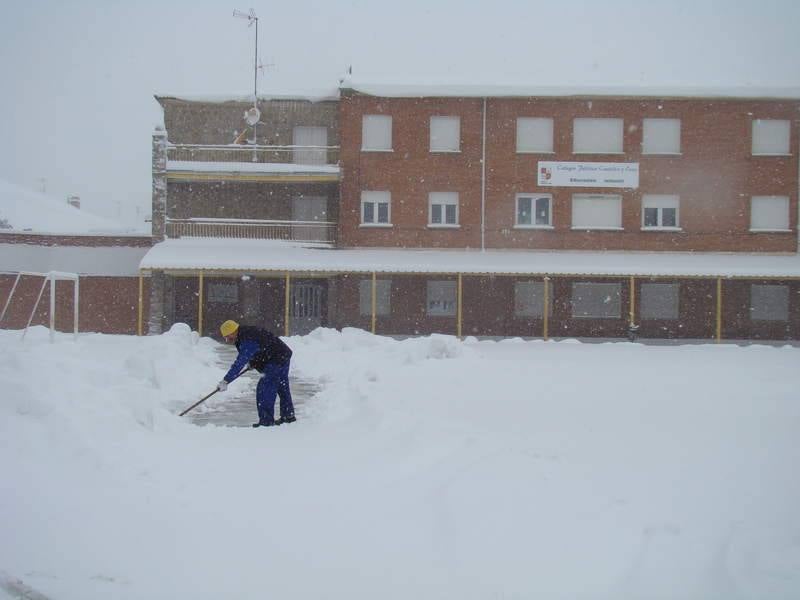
[641,226,683,232]
[751,153,792,157]
[570,226,624,231]
[360,223,393,228]
[642,152,682,156]
[429,150,461,154]
[361,148,394,153]
[572,151,626,155]
[514,225,555,230]
[427,224,461,229]
[517,150,556,155]
[749,228,792,233]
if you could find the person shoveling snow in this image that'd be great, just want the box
[217,319,296,428]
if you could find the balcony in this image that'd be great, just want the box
[166,218,337,246]
[165,144,340,183]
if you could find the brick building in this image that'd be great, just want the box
[141,84,800,341]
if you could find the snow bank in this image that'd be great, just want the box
[1,326,799,600]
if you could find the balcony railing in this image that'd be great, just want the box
[167,143,339,166]
[166,218,337,245]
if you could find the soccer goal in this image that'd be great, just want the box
[0,271,80,341]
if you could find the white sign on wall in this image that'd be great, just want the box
[538,161,639,189]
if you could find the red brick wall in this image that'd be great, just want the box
[339,92,799,252]
[0,274,149,335]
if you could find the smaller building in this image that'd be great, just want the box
[0,179,151,334]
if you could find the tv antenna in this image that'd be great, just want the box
[233,8,260,160]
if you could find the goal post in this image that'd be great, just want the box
[0,271,80,342]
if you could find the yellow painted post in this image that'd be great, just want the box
[371,271,377,334]
[629,276,636,326]
[284,272,291,337]
[543,276,550,340]
[197,271,204,337]
[457,273,463,339]
[715,277,723,343]
[137,272,144,336]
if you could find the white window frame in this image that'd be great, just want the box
[750,196,790,232]
[361,115,392,152]
[427,281,457,316]
[428,192,459,228]
[571,282,622,319]
[573,118,624,154]
[640,283,680,320]
[641,194,681,231]
[750,284,790,322]
[430,116,461,153]
[751,119,791,156]
[515,193,553,228]
[359,279,391,316]
[642,118,681,155]
[360,191,392,227]
[516,117,554,153]
[571,194,623,230]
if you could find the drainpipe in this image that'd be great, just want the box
[481,97,487,251]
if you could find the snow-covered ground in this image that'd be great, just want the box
[1,325,799,600]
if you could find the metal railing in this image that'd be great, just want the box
[166,218,337,245]
[167,143,339,166]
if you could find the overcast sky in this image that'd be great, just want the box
[1,0,798,228]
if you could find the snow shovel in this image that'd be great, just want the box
[179,367,252,417]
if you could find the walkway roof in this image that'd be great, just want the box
[140,238,800,279]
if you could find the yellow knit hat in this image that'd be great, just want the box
[220,320,240,337]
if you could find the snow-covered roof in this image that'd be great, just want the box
[156,90,340,104]
[157,82,800,104]
[139,238,800,279]
[343,81,800,100]
[1,243,150,276]
[0,178,133,235]
[167,161,340,175]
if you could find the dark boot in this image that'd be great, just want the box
[276,415,296,425]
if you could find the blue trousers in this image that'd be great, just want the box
[256,361,294,425]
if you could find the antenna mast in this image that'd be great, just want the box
[233,8,260,161]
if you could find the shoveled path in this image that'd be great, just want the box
[187,345,319,428]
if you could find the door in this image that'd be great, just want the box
[290,282,323,335]
[292,196,328,242]
[292,126,328,165]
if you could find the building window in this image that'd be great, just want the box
[427,281,457,316]
[359,279,391,316]
[430,116,460,152]
[750,196,790,231]
[571,194,622,230]
[573,118,623,154]
[640,283,679,320]
[362,115,392,151]
[361,191,391,225]
[516,194,553,227]
[292,126,328,164]
[751,119,790,155]
[428,192,459,227]
[750,284,789,321]
[208,282,238,304]
[516,117,554,153]
[514,281,551,317]
[571,282,621,318]
[642,118,681,155]
[642,195,680,229]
